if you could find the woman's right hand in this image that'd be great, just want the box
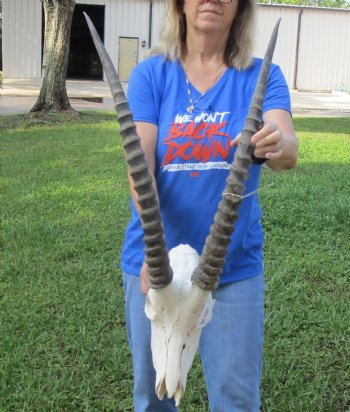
[140,261,150,294]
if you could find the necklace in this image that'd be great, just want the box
[183,62,223,113]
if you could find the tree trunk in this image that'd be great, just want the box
[31,0,76,114]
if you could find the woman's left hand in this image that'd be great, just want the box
[250,121,284,161]
[231,109,298,171]
[230,121,283,160]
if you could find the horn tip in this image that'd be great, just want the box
[83,12,91,24]
[275,18,282,31]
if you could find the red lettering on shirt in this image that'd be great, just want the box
[162,121,232,165]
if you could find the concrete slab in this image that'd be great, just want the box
[0,79,117,115]
[290,90,350,117]
[1,78,350,117]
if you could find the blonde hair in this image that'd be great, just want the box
[149,0,256,70]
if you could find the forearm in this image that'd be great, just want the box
[127,121,159,215]
[128,169,158,215]
[251,109,298,172]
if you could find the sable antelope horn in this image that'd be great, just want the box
[191,19,282,291]
[84,13,173,289]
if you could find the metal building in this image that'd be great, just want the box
[2,0,166,81]
[2,0,350,91]
[254,4,350,92]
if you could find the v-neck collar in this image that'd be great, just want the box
[179,60,230,97]
[178,61,231,113]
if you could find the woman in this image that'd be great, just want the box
[121,0,298,410]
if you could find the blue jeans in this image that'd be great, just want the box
[123,272,265,412]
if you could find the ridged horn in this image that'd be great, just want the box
[191,19,281,291]
[84,13,173,289]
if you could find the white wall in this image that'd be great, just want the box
[148,3,350,91]
[78,0,151,77]
[151,0,167,49]
[2,0,152,79]
[2,0,42,78]
[254,5,300,89]
[2,1,350,91]
[106,0,150,73]
[297,8,350,91]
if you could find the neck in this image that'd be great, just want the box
[185,27,228,64]
[183,36,227,94]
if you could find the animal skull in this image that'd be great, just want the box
[145,244,214,406]
[84,12,281,406]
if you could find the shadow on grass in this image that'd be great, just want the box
[2,112,350,135]
[0,111,117,130]
[1,119,349,410]
[293,117,350,134]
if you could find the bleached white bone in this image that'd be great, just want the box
[84,13,282,406]
[145,244,214,406]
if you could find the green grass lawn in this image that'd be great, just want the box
[1,113,349,411]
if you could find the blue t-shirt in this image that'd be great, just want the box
[121,55,291,284]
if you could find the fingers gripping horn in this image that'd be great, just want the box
[84,13,173,288]
[191,19,282,291]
